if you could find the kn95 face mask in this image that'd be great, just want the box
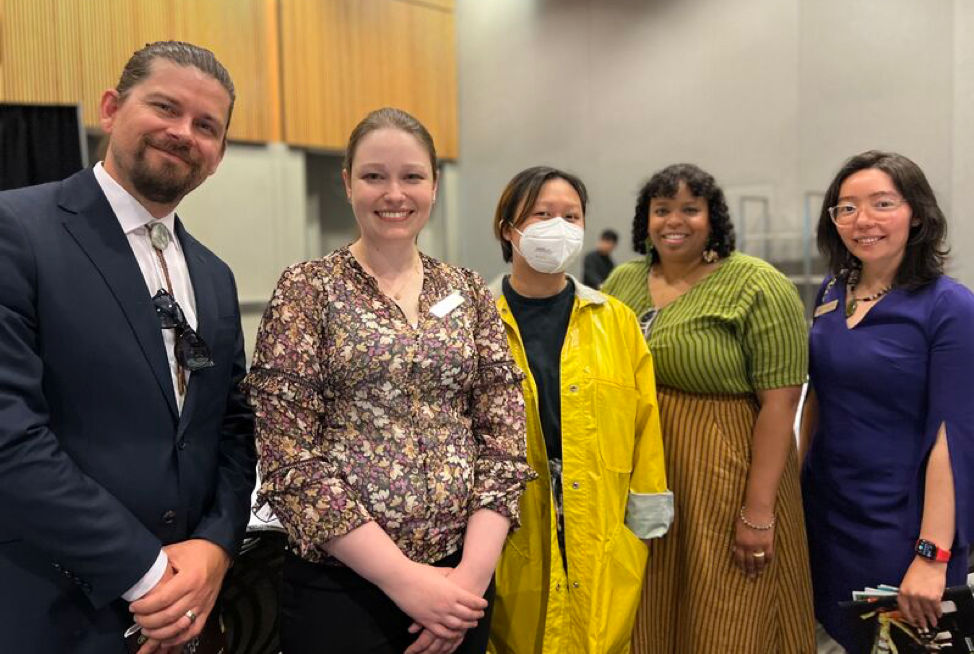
[514,218,584,274]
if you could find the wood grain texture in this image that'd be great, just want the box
[280,0,458,158]
[0,0,279,142]
[0,0,457,153]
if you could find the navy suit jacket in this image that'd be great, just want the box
[0,168,256,652]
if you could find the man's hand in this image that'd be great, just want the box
[129,539,231,647]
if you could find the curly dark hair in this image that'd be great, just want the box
[817,150,948,290]
[631,163,735,263]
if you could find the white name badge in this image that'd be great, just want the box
[430,291,465,318]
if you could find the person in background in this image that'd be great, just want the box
[582,228,619,288]
[243,107,534,654]
[0,41,256,653]
[602,163,815,653]
[488,166,672,654]
[800,151,974,653]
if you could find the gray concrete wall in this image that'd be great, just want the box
[169,0,974,360]
[177,142,308,359]
[456,0,972,288]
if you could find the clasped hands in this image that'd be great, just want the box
[382,560,491,654]
[128,539,231,654]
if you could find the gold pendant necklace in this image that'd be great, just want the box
[361,255,422,301]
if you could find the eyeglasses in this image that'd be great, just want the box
[639,308,659,341]
[152,289,214,371]
[827,196,908,226]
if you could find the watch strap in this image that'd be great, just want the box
[915,538,951,562]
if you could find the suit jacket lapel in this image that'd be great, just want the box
[176,220,217,436]
[59,169,179,419]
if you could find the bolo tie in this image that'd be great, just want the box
[149,222,187,397]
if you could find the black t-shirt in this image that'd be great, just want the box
[582,251,614,288]
[502,276,575,462]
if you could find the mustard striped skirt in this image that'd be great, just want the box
[632,388,815,654]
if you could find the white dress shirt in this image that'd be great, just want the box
[93,162,200,601]
[93,162,198,412]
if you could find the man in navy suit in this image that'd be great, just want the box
[0,41,256,652]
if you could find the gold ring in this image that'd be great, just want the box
[752,551,766,558]
[185,609,197,624]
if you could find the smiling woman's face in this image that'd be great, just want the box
[647,181,711,263]
[834,168,914,272]
[342,127,438,245]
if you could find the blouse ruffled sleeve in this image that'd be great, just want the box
[242,263,372,560]
[464,271,536,527]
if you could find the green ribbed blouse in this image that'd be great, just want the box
[601,252,807,395]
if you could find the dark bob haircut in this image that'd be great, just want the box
[817,150,948,290]
[631,163,735,262]
[493,166,588,263]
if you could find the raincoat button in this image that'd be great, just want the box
[572,481,580,490]
[573,582,580,589]
[556,583,561,591]
[568,384,578,393]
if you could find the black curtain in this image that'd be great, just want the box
[0,104,85,191]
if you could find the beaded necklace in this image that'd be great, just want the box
[843,266,891,318]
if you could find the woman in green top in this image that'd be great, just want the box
[602,164,815,654]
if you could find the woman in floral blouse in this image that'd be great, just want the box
[243,107,534,654]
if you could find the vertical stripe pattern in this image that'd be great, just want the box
[601,253,808,395]
[631,388,815,653]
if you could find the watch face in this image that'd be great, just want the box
[917,540,936,559]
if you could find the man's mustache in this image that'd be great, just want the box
[142,136,199,166]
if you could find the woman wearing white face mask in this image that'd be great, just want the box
[487,167,673,654]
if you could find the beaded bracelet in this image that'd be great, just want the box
[739,506,775,531]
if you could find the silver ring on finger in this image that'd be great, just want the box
[185,609,197,624]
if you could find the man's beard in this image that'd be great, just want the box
[121,136,206,205]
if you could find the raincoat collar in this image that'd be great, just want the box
[489,273,608,307]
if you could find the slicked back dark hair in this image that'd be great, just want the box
[116,41,235,133]
[631,163,735,262]
[493,166,589,263]
[817,150,948,290]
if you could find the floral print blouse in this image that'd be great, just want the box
[243,247,534,564]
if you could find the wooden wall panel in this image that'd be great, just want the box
[1,0,458,153]
[0,0,279,142]
[280,0,459,158]
[388,0,454,11]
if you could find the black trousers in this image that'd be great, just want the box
[281,550,495,654]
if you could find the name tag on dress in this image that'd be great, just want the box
[430,291,465,318]
[813,299,838,318]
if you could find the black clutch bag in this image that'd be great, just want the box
[839,584,974,653]
[125,609,227,654]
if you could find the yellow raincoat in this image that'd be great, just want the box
[488,278,672,654]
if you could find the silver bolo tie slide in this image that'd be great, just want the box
[149,222,172,251]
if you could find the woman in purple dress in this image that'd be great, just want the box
[800,151,974,652]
